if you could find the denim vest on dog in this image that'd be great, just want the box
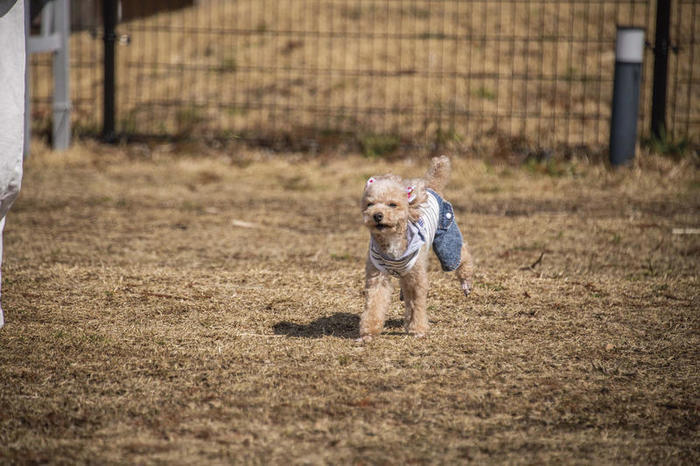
[369,189,463,277]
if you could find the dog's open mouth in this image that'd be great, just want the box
[374,223,390,231]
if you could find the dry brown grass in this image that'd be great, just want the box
[0,142,699,464]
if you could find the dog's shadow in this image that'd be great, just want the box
[273,313,403,339]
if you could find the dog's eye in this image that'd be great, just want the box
[366,203,374,208]
[389,203,398,208]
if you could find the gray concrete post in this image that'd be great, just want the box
[609,27,644,166]
[23,0,71,158]
[52,0,70,150]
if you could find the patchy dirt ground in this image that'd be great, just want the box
[0,142,698,464]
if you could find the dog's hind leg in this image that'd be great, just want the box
[359,261,393,341]
[455,241,474,297]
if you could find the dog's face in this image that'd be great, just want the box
[361,175,426,239]
[362,175,409,236]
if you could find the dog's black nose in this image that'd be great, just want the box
[373,213,383,223]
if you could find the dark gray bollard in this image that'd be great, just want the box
[609,27,644,166]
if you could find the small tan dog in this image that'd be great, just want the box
[359,156,473,341]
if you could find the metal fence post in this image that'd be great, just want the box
[103,0,117,142]
[651,0,671,140]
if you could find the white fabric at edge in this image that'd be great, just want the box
[0,0,27,329]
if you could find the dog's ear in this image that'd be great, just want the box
[362,177,376,204]
[406,179,427,222]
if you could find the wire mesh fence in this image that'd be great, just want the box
[30,0,699,153]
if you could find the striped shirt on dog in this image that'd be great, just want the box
[369,191,440,277]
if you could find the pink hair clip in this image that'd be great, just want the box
[407,186,416,202]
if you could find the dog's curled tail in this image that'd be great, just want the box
[425,155,451,193]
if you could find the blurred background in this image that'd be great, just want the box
[28,0,698,157]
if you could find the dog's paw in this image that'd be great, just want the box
[355,335,374,343]
[406,326,428,338]
[461,281,472,297]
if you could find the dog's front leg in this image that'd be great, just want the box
[400,257,429,337]
[359,259,393,341]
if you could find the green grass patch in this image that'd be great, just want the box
[359,133,401,158]
[472,86,497,101]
